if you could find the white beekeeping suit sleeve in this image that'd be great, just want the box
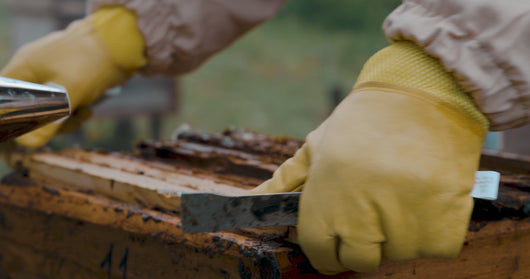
[384,0,530,130]
[88,0,288,76]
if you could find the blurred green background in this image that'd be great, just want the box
[165,0,400,138]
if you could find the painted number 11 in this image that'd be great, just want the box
[100,243,129,279]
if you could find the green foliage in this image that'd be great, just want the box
[162,2,403,139]
[279,0,401,32]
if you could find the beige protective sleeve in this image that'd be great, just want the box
[88,0,288,76]
[384,0,530,131]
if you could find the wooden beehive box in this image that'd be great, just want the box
[1,129,530,278]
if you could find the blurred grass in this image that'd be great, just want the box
[0,1,9,65]
[160,0,400,139]
[160,17,390,139]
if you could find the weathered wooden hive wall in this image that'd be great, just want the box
[1,129,530,278]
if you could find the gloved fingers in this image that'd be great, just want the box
[250,143,311,194]
[297,212,348,275]
[379,223,466,262]
[419,195,473,259]
[298,190,384,274]
[1,55,39,84]
[0,140,16,166]
[15,121,63,149]
[58,106,92,134]
[338,237,382,273]
[381,197,472,260]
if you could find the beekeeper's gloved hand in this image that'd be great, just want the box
[1,6,146,148]
[252,41,489,274]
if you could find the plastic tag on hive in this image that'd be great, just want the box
[470,171,500,201]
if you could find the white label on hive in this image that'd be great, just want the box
[470,171,500,200]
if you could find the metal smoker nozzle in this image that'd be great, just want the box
[0,77,70,142]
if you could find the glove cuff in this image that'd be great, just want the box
[354,41,489,131]
[92,6,147,75]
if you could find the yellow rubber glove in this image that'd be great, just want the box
[1,6,147,148]
[252,41,489,274]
